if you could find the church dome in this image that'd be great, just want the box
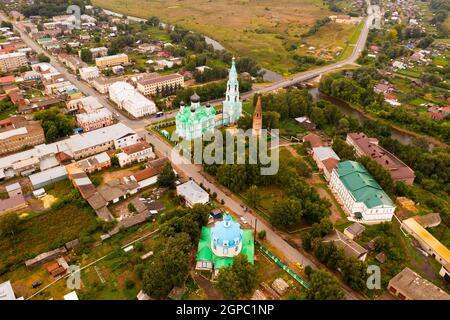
[190,92,200,103]
[180,100,185,106]
[190,105,196,112]
[211,215,243,249]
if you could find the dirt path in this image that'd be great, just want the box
[281,146,345,224]
[191,272,223,300]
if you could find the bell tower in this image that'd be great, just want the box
[222,57,242,125]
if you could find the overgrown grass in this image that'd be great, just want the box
[0,181,98,273]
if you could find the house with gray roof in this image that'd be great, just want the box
[323,229,368,261]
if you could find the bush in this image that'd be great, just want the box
[125,279,135,289]
[257,230,266,240]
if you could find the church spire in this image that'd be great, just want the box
[229,56,237,79]
[252,96,262,136]
[222,56,242,126]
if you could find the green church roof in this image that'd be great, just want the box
[335,160,394,208]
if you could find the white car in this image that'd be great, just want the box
[240,216,248,225]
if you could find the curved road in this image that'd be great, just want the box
[0,4,377,300]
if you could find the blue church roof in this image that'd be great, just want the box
[211,214,243,247]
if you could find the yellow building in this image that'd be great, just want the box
[402,217,450,267]
[95,53,129,68]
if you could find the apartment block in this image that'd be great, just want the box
[0,52,28,72]
[95,53,128,68]
[0,116,45,156]
[136,73,184,96]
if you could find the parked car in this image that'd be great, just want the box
[32,281,42,289]
[240,216,248,225]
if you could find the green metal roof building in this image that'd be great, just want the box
[330,160,395,223]
[175,58,242,141]
[196,215,254,272]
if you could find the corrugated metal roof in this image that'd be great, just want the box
[336,161,393,208]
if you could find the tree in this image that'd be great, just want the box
[146,16,160,27]
[417,36,434,49]
[128,203,137,213]
[216,255,258,299]
[80,48,93,63]
[270,197,302,230]
[0,213,20,238]
[157,162,177,188]
[33,107,74,142]
[142,233,191,299]
[306,270,345,300]
[37,53,50,63]
[111,155,119,167]
[246,185,261,208]
[257,230,266,240]
[332,137,356,161]
[359,156,395,195]
[215,267,242,299]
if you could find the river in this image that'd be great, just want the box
[309,88,436,149]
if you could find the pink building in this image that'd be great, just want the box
[76,108,113,132]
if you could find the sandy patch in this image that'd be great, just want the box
[41,195,57,209]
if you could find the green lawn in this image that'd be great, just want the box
[337,20,365,61]
[0,104,16,120]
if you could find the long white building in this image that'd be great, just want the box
[109,81,156,118]
[79,66,100,81]
[329,160,396,224]
[0,123,139,178]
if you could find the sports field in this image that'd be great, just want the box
[92,0,357,75]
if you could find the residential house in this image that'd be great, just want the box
[77,152,111,173]
[302,133,323,148]
[295,117,316,131]
[323,229,368,261]
[116,141,155,167]
[176,180,209,207]
[312,146,340,181]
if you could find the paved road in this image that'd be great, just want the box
[0,7,376,299]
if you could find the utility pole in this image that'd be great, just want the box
[254,218,257,244]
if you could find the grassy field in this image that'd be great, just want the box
[0,181,98,272]
[92,0,338,75]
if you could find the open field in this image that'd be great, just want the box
[0,181,98,272]
[92,0,339,75]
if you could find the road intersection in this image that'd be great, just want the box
[0,5,378,299]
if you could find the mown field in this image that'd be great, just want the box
[91,0,345,75]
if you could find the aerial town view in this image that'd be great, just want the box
[0,0,448,309]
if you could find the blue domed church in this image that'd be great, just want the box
[196,214,254,273]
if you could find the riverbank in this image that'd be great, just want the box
[312,88,448,149]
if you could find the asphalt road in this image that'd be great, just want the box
[0,7,377,299]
